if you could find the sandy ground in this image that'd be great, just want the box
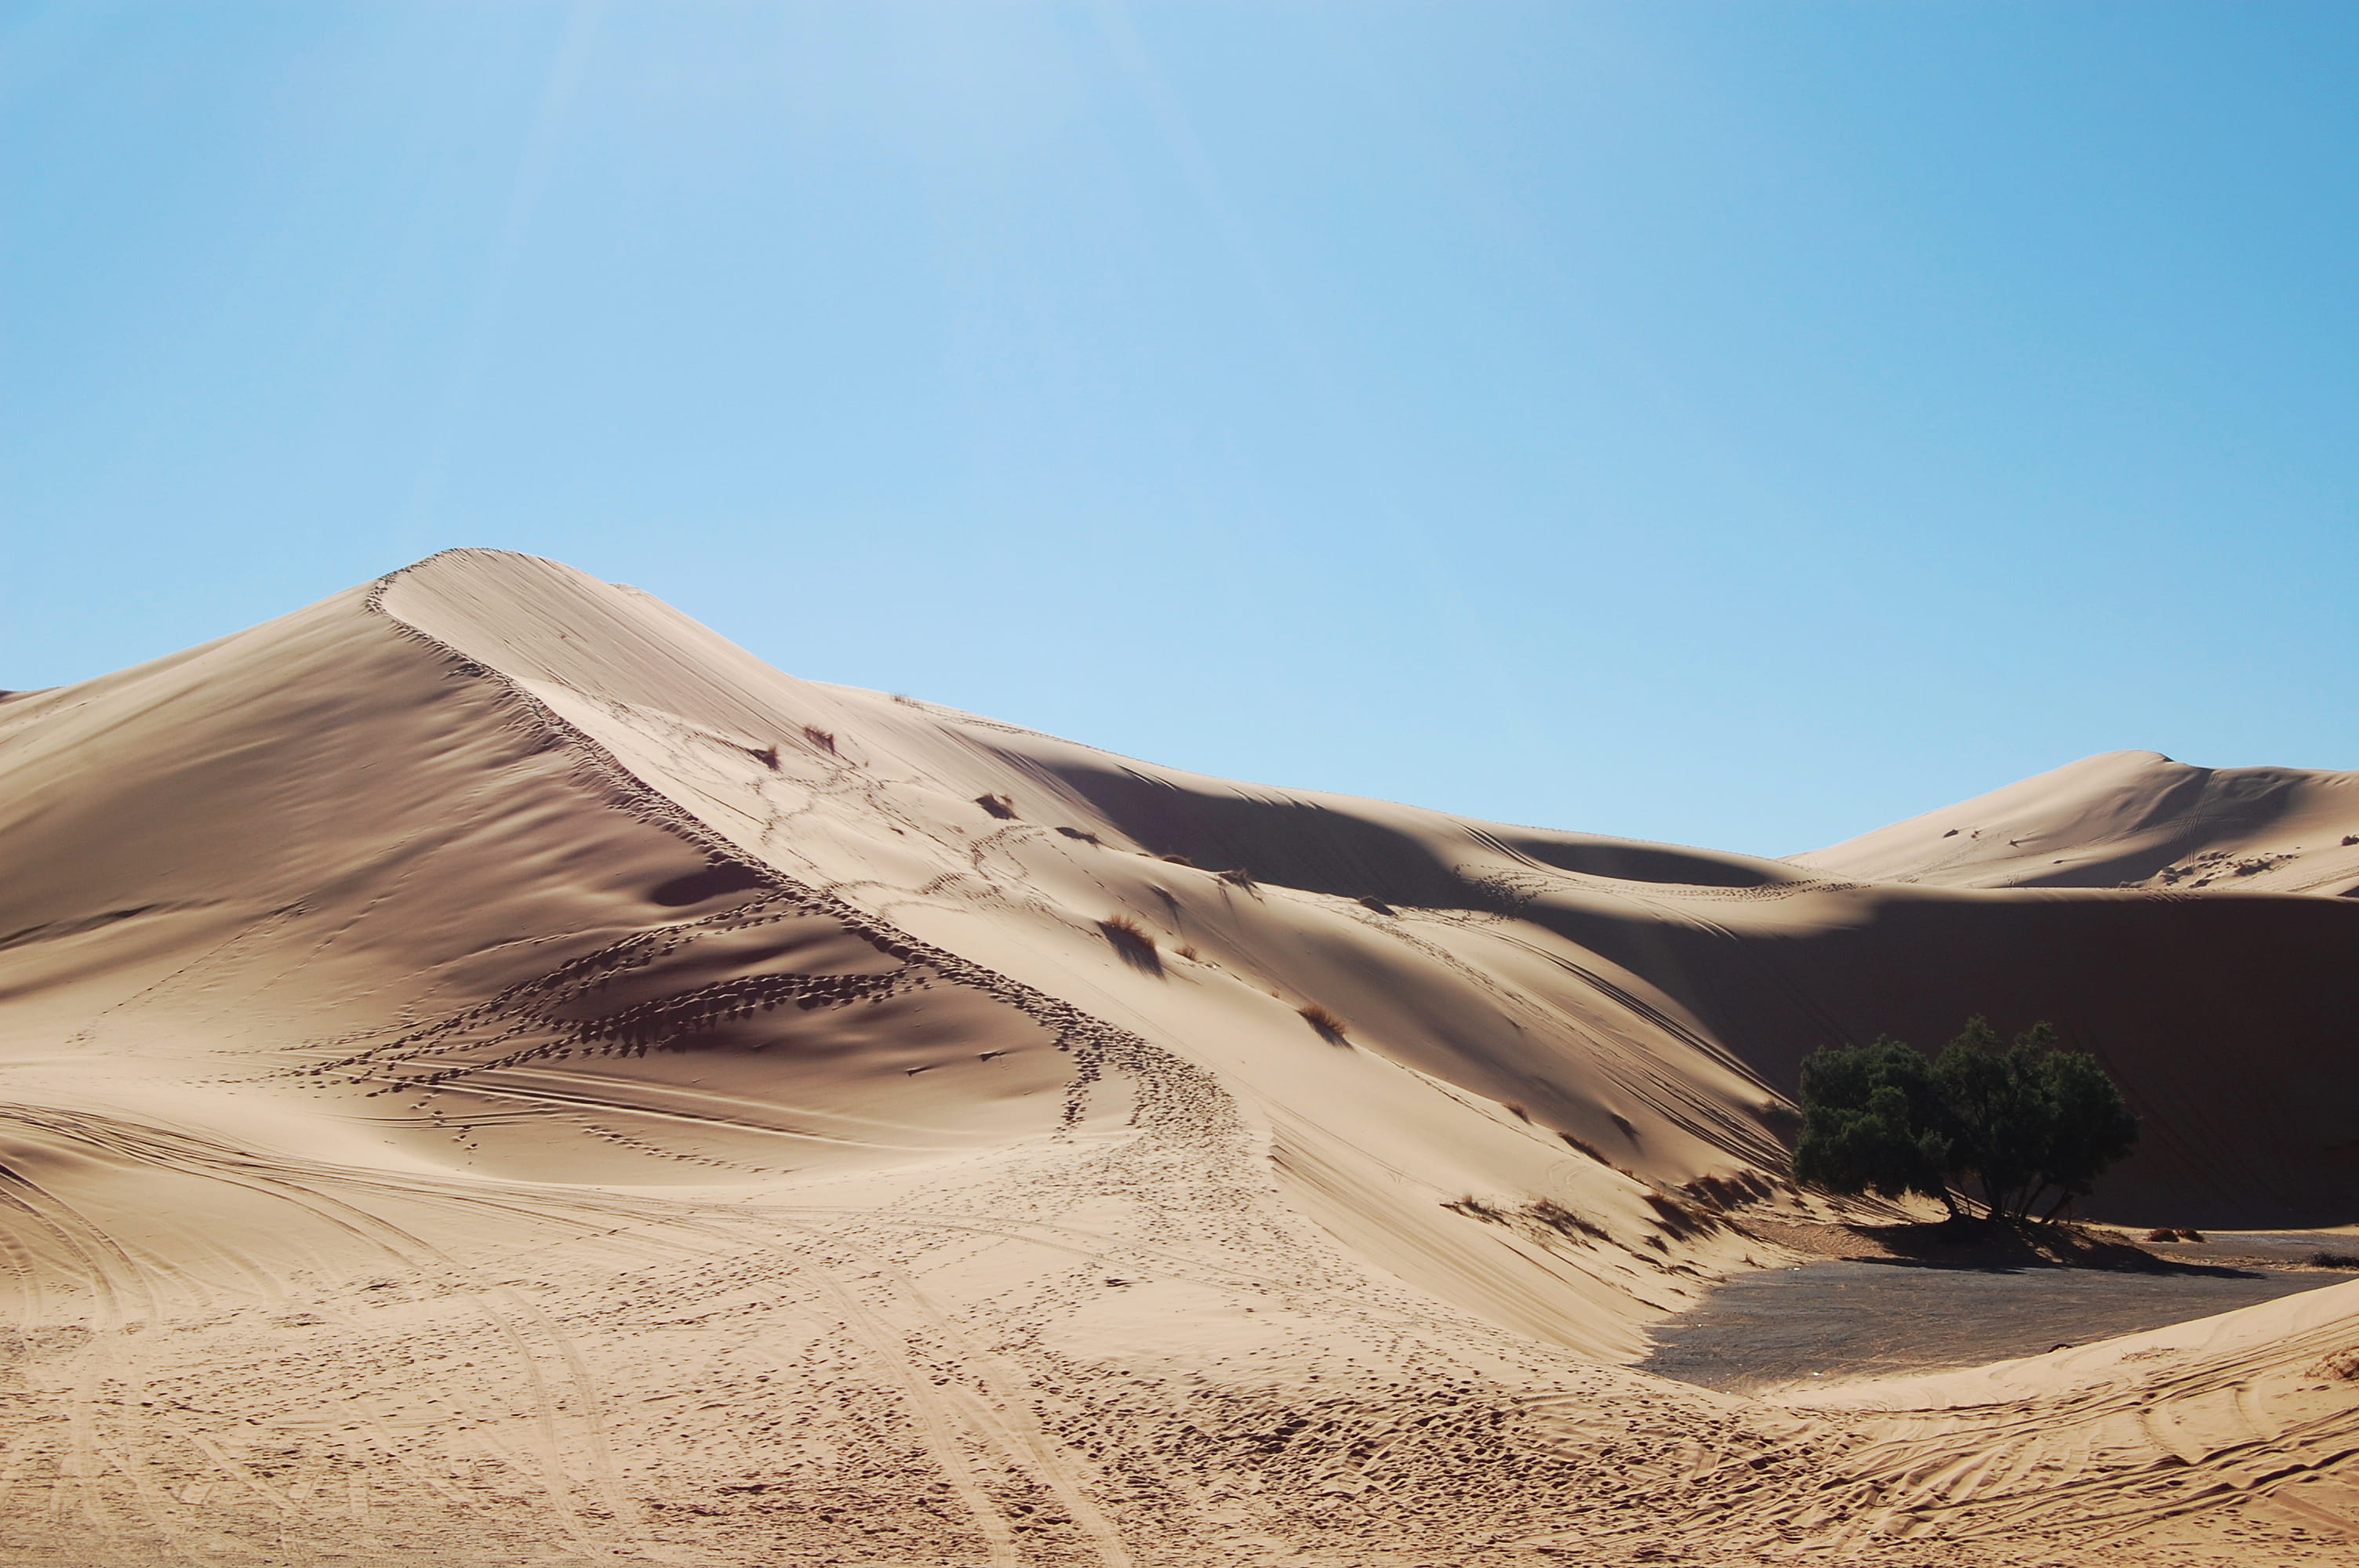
[2,550,2357,1566]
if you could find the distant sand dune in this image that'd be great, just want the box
[1793,748,2359,895]
[0,549,2353,1564]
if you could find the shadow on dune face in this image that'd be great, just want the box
[1493,833,1801,888]
[648,861,772,906]
[1014,752,2359,1229]
[1034,760,1799,903]
[1525,889,2359,1229]
[1038,763,1477,908]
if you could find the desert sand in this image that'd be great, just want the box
[1793,749,2359,896]
[2,548,2355,1565]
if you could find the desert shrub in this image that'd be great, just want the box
[975,793,1017,820]
[2311,1347,2359,1381]
[1096,915,1161,975]
[1794,1018,2139,1222]
[2310,1250,2359,1270]
[1298,1003,1350,1044]
[1529,1198,1609,1243]
[802,725,837,753]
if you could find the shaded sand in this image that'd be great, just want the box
[1,550,2355,1564]
[1641,1260,2354,1393]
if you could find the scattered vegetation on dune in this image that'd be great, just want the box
[1297,1003,1350,1044]
[2310,1346,2359,1381]
[1096,914,1162,975]
[1793,1017,2140,1223]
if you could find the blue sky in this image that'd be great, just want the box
[5,2,2354,855]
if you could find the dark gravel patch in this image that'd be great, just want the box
[1640,1259,2356,1393]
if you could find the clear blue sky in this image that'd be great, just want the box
[5,2,2354,855]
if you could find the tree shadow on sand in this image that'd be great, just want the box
[1842,1218,2262,1278]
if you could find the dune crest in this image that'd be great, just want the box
[1793,748,2359,895]
[2,550,2356,1564]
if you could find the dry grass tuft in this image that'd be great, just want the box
[1298,1003,1350,1044]
[751,744,781,771]
[2312,1346,2359,1381]
[802,725,837,754]
[1530,1197,1611,1243]
[1503,1102,1531,1123]
[1056,826,1102,844]
[1558,1130,1608,1163]
[1096,914,1162,976]
[974,793,1017,820]
[1216,866,1257,890]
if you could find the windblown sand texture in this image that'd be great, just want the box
[2,549,2355,1565]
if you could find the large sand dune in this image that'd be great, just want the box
[1793,749,2359,896]
[2,550,2355,1564]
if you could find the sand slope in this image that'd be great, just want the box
[2,550,2354,1565]
[1793,749,2359,895]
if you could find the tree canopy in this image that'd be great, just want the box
[1791,1018,2140,1221]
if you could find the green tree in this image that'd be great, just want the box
[1931,1017,2052,1218]
[1791,1036,1958,1214]
[1793,1018,2141,1222]
[2021,1042,2143,1218]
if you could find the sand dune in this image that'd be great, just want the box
[1793,749,2359,895]
[2,549,2355,1564]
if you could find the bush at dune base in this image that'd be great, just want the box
[1792,1018,2141,1222]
